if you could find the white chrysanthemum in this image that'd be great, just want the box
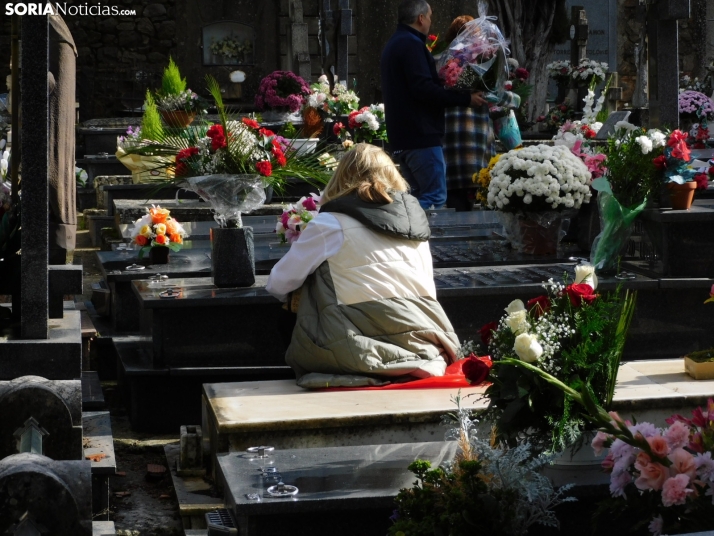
[635,135,653,154]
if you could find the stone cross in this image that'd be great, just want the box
[320,0,351,87]
[20,14,49,339]
[568,7,588,112]
[288,0,311,82]
[647,0,691,128]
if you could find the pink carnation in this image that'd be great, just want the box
[665,420,691,450]
[661,474,692,506]
[668,448,697,480]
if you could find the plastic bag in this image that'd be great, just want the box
[493,110,522,150]
[185,174,266,228]
[590,188,645,274]
[436,15,509,101]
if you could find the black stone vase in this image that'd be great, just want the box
[149,246,170,264]
[210,226,255,287]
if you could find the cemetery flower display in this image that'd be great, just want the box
[389,395,575,536]
[209,35,252,63]
[473,153,502,205]
[536,101,576,134]
[303,75,360,118]
[154,58,205,114]
[589,123,668,273]
[552,120,601,149]
[436,16,509,100]
[481,266,637,454]
[679,74,712,96]
[546,60,572,83]
[130,205,188,257]
[275,193,321,244]
[678,90,714,120]
[346,105,387,144]
[486,144,592,212]
[570,58,608,87]
[255,70,310,113]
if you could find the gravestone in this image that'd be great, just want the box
[647,0,691,128]
[0,453,92,536]
[594,110,631,139]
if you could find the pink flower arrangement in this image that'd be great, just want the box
[571,140,607,179]
[678,90,714,119]
[594,399,714,534]
[255,70,310,112]
[275,194,321,244]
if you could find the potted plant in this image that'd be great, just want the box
[155,58,205,128]
[485,144,592,254]
[656,129,707,211]
[130,205,188,264]
[254,70,310,123]
[480,263,637,455]
[678,90,714,133]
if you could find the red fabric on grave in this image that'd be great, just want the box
[320,355,492,391]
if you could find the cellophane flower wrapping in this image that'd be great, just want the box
[436,16,509,101]
[186,174,266,228]
[497,211,571,255]
[590,185,646,274]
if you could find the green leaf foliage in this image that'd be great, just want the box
[161,57,187,96]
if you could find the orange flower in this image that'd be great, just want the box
[169,233,183,245]
[135,235,148,246]
[149,207,170,224]
[165,219,179,235]
[154,234,168,245]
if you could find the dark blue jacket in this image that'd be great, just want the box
[380,24,471,151]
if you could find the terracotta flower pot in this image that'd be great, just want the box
[667,181,697,210]
[149,246,170,264]
[160,110,195,128]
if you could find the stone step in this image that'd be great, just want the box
[93,521,116,535]
[82,371,105,410]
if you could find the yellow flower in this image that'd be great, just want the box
[139,225,153,237]
[154,223,167,235]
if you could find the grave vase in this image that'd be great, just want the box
[498,211,569,255]
[149,246,170,264]
[211,226,255,287]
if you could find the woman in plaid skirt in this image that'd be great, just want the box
[440,16,520,211]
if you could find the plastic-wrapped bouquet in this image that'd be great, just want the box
[131,205,188,254]
[486,144,592,212]
[571,58,608,86]
[275,193,321,244]
[436,16,509,100]
[678,90,714,120]
[481,264,636,454]
[255,71,310,113]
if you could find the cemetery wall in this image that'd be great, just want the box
[0,0,709,120]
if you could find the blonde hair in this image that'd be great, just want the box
[322,143,409,204]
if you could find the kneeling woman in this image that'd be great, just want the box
[266,143,460,388]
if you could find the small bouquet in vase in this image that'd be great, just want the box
[436,16,509,102]
[131,205,188,257]
[275,193,321,244]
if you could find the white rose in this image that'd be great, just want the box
[574,263,598,290]
[506,310,529,335]
[513,333,543,363]
[504,299,525,314]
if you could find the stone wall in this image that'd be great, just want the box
[0,0,710,121]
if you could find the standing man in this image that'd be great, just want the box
[381,0,484,210]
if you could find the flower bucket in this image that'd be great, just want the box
[160,110,195,128]
[287,138,319,156]
[261,109,296,123]
[541,432,610,487]
[667,181,696,210]
[210,226,255,287]
[498,211,569,255]
[149,246,170,265]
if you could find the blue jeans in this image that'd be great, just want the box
[396,147,447,209]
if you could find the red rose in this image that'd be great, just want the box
[175,146,199,177]
[348,111,359,129]
[694,173,709,190]
[653,155,667,170]
[527,295,551,317]
[584,128,596,139]
[462,354,491,385]
[255,160,272,176]
[242,117,260,129]
[258,128,275,138]
[565,283,598,306]
[206,124,226,151]
[479,321,498,346]
[427,34,437,42]
[559,105,568,112]
[135,235,148,246]
[333,122,345,136]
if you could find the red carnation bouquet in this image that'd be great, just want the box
[479,263,637,454]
